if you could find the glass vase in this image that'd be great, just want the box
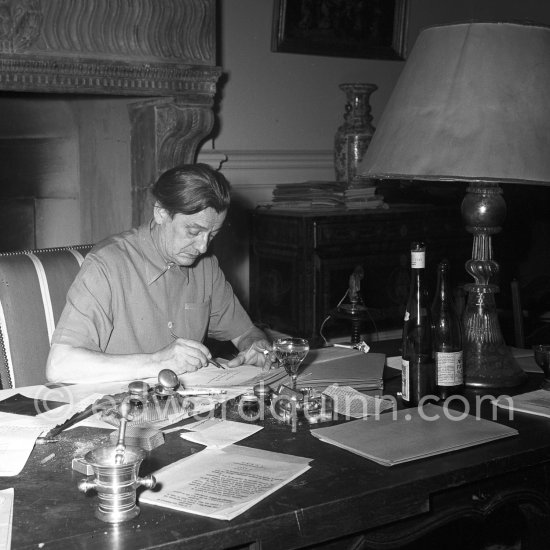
[334,83,377,186]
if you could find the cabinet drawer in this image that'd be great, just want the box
[313,208,463,248]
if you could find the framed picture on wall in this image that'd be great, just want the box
[271,0,409,60]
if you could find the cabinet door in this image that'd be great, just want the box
[315,250,410,343]
[250,246,313,338]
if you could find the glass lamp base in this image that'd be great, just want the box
[463,284,526,388]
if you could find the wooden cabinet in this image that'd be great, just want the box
[249,205,470,344]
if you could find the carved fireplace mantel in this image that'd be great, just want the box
[0,0,221,225]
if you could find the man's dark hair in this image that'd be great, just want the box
[151,163,231,217]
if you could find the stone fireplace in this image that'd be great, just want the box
[0,0,220,250]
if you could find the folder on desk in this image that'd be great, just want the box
[311,404,518,466]
[261,347,386,392]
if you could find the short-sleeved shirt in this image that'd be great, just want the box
[51,220,254,354]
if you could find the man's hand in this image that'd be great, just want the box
[154,338,212,374]
[227,338,275,369]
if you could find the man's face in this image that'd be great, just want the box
[154,206,227,266]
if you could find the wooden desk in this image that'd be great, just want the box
[3,373,550,549]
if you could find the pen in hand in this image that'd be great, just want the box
[208,358,226,370]
[170,328,225,369]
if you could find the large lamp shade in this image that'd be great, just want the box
[359,22,550,388]
[359,22,550,184]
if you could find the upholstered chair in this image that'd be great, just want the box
[0,245,92,388]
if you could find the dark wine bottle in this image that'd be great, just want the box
[431,259,464,399]
[401,242,435,407]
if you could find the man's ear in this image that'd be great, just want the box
[153,202,168,224]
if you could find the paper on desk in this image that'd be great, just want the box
[179,419,263,448]
[178,364,265,390]
[0,423,46,476]
[0,381,129,405]
[312,404,518,466]
[139,445,311,520]
[0,412,59,477]
[0,394,116,477]
[322,384,394,419]
[491,389,550,419]
[0,488,13,550]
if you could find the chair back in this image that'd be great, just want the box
[0,245,93,388]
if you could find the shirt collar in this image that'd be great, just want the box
[137,219,189,285]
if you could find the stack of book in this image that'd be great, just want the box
[270,181,345,209]
[343,184,387,210]
[261,181,387,210]
[260,347,386,392]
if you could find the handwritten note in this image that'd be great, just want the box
[179,364,264,390]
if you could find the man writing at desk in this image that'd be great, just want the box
[46,164,272,384]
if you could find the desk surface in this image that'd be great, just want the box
[3,368,550,550]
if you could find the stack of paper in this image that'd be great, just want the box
[260,347,386,392]
[269,181,345,209]
[311,404,518,466]
[343,183,387,210]
[259,181,389,211]
[139,445,312,520]
[491,389,550,419]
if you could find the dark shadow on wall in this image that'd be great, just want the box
[212,192,251,308]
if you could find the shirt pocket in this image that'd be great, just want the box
[172,299,211,342]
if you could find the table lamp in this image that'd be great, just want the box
[358,22,550,388]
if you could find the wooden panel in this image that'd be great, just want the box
[0,0,220,97]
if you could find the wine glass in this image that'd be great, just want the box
[273,337,309,390]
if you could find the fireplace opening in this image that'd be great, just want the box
[0,92,142,250]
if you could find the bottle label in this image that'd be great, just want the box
[402,358,410,400]
[435,351,463,386]
[411,250,425,269]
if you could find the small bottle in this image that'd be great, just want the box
[401,242,435,407]
[431,259,463,399]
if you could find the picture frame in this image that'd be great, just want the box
[271,0,409,60]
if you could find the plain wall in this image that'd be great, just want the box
[208,0,550,156]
